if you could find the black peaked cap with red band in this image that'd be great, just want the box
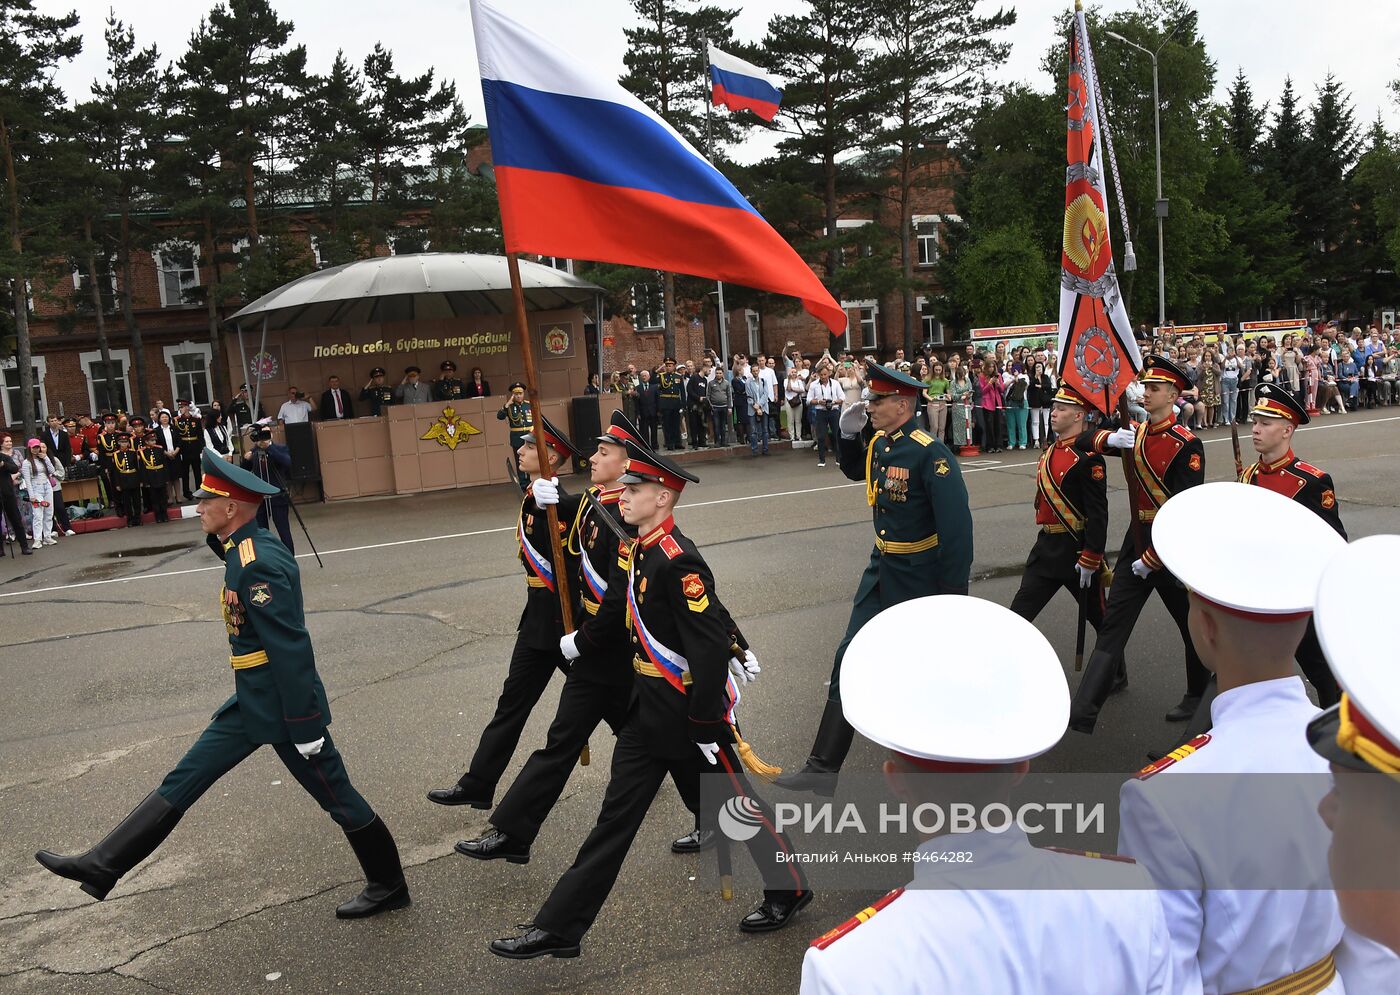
[596,408,644,448]
[1252,382,1310,426]
[1140,354,1190,392]
[524,414,582,462]
[617,436,699,492]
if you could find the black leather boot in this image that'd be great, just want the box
[774,700,854,796]
[489,927,581,959]
[739,890,814,933]
[425,780,491,808]
[35,791,182,900]
[335,816,411,919]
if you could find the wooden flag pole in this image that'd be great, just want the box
[506,253,577,638]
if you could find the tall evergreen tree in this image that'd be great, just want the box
[1349,117,1400,319]
[77,13,164,412]
[290,51,369,267]
[1299,74,1360,314]
[869,0,1014,354]
[620,0,743,358]
[1224,68,1265,167]
[0,0,80,438]
[758,2,884,304]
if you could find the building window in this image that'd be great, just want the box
[632,281,664,331]
[922,314,943,346]
[539,256,574,274]
[916,223,939,267]
[1,357,47,425]
[162,340,213,407]
[859,307,878,350]
[154,242,200,307]
[745,310,761,355]
[79,348,132,415]
[71,259,118,313]
[389,230,429,255]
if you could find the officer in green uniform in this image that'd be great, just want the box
[497,383,534,488]
[777,359,974,794]
[359,367,396,416]
[433,359,468,401]
[657,358,684,450]
[35,449,409,920]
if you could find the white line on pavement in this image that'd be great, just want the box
[5,413,1394,601]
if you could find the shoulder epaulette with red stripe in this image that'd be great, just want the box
[1168,424,1197,443]
[810,888,905,950]
[1135,734,1211,780]
[658,534,683,559]
[1293,459,1325,479]
[1044,846,1137,863]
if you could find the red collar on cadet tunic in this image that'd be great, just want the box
[1145,416,1177,436]
[638,515,676,548]
[1260,450,1295,473]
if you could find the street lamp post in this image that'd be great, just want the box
[1106,27,1179,328]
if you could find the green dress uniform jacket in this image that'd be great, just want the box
[657,372,684,411]
[217,520,331,744]
[360,383,396,416]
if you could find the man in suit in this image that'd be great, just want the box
[318,375,355,421]
[685,360,708,448]
[44,416,74,466]
[634,369,660,450]
[35,450,409,920]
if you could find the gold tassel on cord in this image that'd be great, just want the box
[732,724,782,782]
[1100,563,1114,588]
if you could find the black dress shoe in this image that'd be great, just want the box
[455,829,530,864]
[1110,672,1128,695]
[670,827,716,854]
[1164,694,1202,722]
[739,890,814,933]
[426,785,491,808]
[489,927,580,959]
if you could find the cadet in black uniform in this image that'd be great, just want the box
[488,439,811,961]
[36,450,409,919]
[1009,385,1110,630]
[111,433,143,526]
[173,400,204,500]
[456,411,641,862]
[359,367,396,416]
[138,432,171,523]
[433,360,467,401]
[95,413,121,505]
[427,417,582,810]
[657,358,684,450]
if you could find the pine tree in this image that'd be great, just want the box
[1224,69,1266,167]
[868,0,1014,354]
[1300,74,1359,314]
[1350,117,1400,316]
[291,51,369,268]
[620,0,743,359]
[0,0,81,438]
[76,13,164,412]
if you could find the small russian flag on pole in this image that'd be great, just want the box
[707,43,783,122]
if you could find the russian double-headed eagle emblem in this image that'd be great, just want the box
[420,406,481,451]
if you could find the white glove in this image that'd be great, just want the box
[89,452,98,462]
[697,742,721,766]
[1131,557,1153,580]
[559,631,581,661]
[1076,563,1096,589]
[1106,425,1137,449]
[532,476,560,506]
[295,737,325,759]
[838,400,869,438]
[728,649,761,685]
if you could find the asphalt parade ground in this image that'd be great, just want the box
[3,411,1399,994]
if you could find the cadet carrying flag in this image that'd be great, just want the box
[1057,6,1142,415]
[470,0,846,334]
[707,43,784,121]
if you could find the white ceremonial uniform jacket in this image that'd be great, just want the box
[1118,676,1400,995]
[800,827,1175,995]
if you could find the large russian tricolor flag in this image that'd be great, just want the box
[707,43,783,122]
[470,0,846,334]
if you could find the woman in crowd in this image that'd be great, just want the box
[1199,348,1221,428]
[923,361,950,442]
[203,408,233,459]
[465,367,491,398]
[1236,343,1255,423]
[153,410,181,506]
[1361,353,1383,408]
[1383,347,1400,404]
[836,357,864,407]
[948,364,973,449]
[1220,345,1240,425]
[1026,360,1055,447]
[1003,363,1030,450]
[976,358,1005,453]
[21,438,58,547]
[605,371,623,393]
[784,365,808,441]
[1337,349,1360,409]
[1317,353,1344,414]
[1303,343,1323,412]
[1280,335,1303,407]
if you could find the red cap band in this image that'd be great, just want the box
[198,473,263,504]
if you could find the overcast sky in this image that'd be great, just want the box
[40,0,1400,164]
